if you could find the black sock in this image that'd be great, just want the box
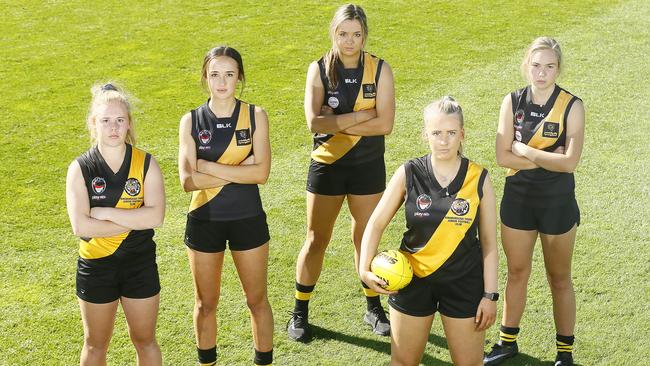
[556,334,574,354]
[361,281,381,310]
[294,282,314,314]
[254,349,273,366]
[499,325,520,344]
[197,346,217,366]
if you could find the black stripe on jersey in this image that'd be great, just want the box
[77,144,133,209]
[374,59,384,85]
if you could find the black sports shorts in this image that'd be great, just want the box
[388,262,483,318]
[500,196,580,235]
[184,212,270,253]
[76,253,160,304]
[306,157,386,196]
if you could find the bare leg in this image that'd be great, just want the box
[187,248,225,349]
[122,294,162,366]
[232,243,273,352]
[540,225,577,336]
[500,224,538,328]
[78,298,118,366]
[347,192,383,272]
[441,315,484,366]
[295,192,345,286]
[388,306,433,366]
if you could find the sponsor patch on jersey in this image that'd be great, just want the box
[236,129,251,146]
[450,198,470,216]
[542,121,559,138]
[515,130,522,142]
[198,130,212,145]
[124,178,141,196]
[92,177,106,194]
[515,109,525,125]
[363,84,376,98]
[327,96,340,109]
[416,194,432,211]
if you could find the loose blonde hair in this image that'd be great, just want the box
[423,96,465,156]
[86,82,136,146]
[324,4,369,90]
[521,37,563,81]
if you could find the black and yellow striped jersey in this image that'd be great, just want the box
[505,85,580,207]
[311,51,384,165]
[76,144,154,261]
[188,99,264,221]
[401,155,487,279]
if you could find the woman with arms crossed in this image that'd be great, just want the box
[360,97,498,366]
[178,46,273,366]
[288,3,395,342]
[66,83,165,366]
[484,37,585,366]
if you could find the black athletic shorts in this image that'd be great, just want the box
[184,213,270,253]
[306,157,386,196]
[500,196,580,235]
[388,263,483,318]
[76,254,160,304]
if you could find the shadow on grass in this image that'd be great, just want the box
[499,352,555,365]
[310,324,452,365]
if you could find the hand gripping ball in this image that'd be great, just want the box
[370,249,413,291]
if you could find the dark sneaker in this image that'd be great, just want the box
[484,341,519,365]
[554,352,573,366]
[287,311,311,342]
[363,306,390,336]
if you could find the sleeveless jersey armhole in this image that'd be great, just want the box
[510,91,518,114]
[250,104,257,134]
[478,168,488,199]
[563,96,579,130]
[404,161,413,194]
[375,59,384,86]
[317,59,328,92]
[143,153,152,182]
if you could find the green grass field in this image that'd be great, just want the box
[2,1,649,365]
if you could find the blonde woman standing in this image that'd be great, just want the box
[287,3,396,342]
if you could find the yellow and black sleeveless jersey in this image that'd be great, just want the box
[505,85,581,207]
[311,51,384,166]
[188,99,264,221]
[401,155,487,280]
[76,144,154,262]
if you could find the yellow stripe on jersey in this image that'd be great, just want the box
[311,52,379,164]
[189,103,253,212]
[79,146,147,259]
[404,162,482,278]
[507,90,573,177]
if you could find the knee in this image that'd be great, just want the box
[304,230,331,253]
[195,297,219,318]
[546,272,573,292]
[83,337,110,355]
[507,264,532,282]
[131,334,158,353]
[245,293,270,315]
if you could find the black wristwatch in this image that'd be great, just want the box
[483,292,499,301]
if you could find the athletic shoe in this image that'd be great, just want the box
[484,341,519,365]
[287,311,311,342]
[554,352,573,366]
[363,306,390,336]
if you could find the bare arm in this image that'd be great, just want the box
[340,62,395,136]
[358,165,406,295]
[196,107,271,185]
[66,160,128,238]
[496,94,539,170]
[304,61,376,134]
[475,173,498,331]
[90,157,166,230]
[178,112,231,192]
[513,99,585,173]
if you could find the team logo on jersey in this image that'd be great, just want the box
[416,194,432,211]
[327,96,339,109]
[515,109,524,125]
[450,198,470,216]
[198,130,212,145]
[515,130,522,142]
[363,84,376,98]
[542,121,559,138]
[236,129,251,146]
[91,177,106,194]
[124,178,141,196]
